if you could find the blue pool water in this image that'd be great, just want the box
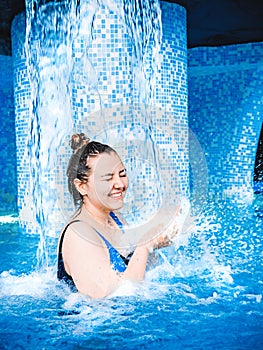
[0,196,262,349]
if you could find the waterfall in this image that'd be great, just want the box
[25,0,80,268]
[24,0,164,268]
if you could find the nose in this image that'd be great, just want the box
[113,175,126,190]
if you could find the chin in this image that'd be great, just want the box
[109,199,124,211]
[112,202,124,210]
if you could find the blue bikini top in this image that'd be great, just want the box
[93,229,131,273]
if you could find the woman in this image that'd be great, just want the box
[57,133,177,299]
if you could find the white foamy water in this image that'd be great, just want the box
[0,268,57,297]
[0,215,19,224]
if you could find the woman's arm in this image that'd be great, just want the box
[62,225,123,298]
[62,224,152,298]
[62,216,179,299]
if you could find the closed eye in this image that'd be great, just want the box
[101,168,127,181]
[119,168,127,177]
[101,173,113,181]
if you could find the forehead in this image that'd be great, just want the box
[89,152,123,174]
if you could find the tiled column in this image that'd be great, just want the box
[188,42,263,201]
[12,1,188,233]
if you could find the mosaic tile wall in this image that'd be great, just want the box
[12,2,188,234]
[188,42,263,200]
[0,55,17,214]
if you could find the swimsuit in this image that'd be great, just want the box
[57,213,133,291]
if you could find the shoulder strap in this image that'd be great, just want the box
[109,211,124,229]
[92,227,127,273]
[58,220,81,253]
[92,227,113,250]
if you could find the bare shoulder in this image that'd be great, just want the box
[61,220,112,297]
[61,220,107,273]
[63,220,102,247]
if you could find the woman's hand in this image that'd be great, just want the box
[145,218,179,251]
[148,232,173,250]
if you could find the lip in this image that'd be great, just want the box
[109,191,124,199]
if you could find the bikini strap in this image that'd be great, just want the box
[109,211,124,229]
[58,220,81,253]
[92,227,127,273]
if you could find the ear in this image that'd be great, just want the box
[74,178,88,196]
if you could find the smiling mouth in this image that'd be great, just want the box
[109,192,124,199]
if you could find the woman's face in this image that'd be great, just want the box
[84,151,129,212]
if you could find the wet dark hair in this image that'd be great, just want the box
[67,133,116,207]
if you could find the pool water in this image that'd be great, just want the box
[0,196,262,349]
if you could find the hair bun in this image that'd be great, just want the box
[70,133,90,152]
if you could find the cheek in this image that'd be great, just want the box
[94,180,111,196]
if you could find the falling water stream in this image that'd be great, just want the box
[25,0,164,268]
[25,0,80,267]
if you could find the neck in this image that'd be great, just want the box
[82,202,112,226]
